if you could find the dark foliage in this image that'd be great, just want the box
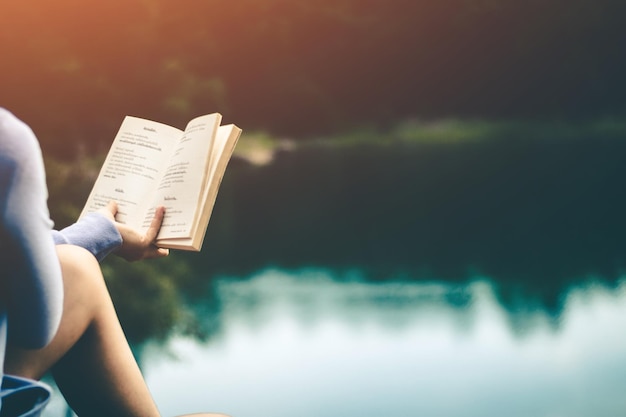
[1,0,626,158]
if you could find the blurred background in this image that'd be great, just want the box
[2,1,626,416]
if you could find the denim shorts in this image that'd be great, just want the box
[0,375,51,417]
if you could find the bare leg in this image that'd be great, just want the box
[5,245,231,417]
[5,245,161,417]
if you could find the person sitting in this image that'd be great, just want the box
[0,108,229,417]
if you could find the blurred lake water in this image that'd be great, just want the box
[47,131,626,416]
[143,269,626,417]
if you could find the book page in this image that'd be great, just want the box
[142,113,221,238]
[80,116,182,228]
[157,124,241,250]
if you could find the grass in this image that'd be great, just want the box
[233,117,626,163]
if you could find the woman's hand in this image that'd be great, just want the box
[98,201,170,262]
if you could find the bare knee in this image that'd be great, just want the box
[56,244,110,311]
[56,244,101,277]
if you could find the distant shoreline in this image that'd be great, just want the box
[233,117,626,165]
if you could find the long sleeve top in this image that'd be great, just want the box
[0,108,122,387]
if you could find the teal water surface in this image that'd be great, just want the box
[143,269,626,417]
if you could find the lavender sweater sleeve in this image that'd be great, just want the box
[51,212,122,262]
[0,108,64,350]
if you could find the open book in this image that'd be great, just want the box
[80,113,241,251]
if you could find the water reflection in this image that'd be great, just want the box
[143,268,626,417]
